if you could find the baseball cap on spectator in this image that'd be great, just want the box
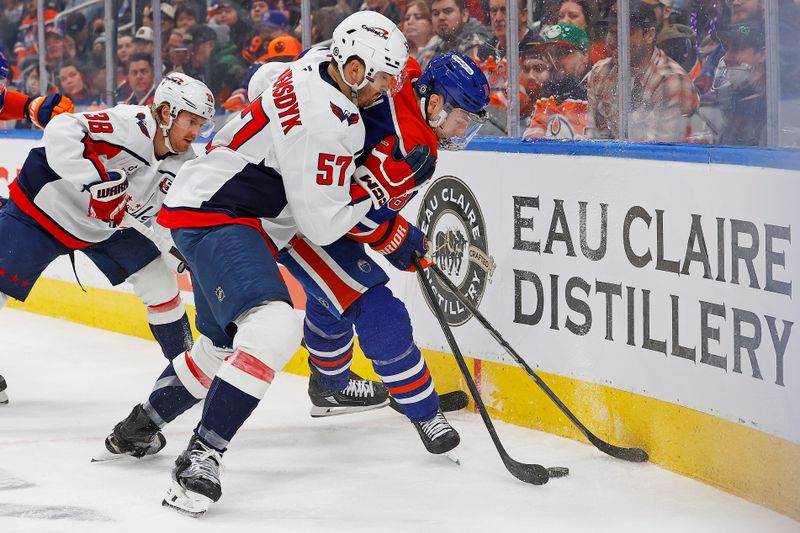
[161,3,176,20]
[187,24,219,46]
[534,23,591,52]
[258,34,301,63]
[630,0,658,30]
[715,18,765,51]
[258,9,288,30]
[45,26,64,39]
[657,23,693,46]
[66,13,87,35]
[642,0,671,6]
[134,26,154,42]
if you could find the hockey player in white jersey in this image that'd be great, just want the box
[0,73,214,405]
[148,11,428,517]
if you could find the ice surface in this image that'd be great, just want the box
[0,309,797,533]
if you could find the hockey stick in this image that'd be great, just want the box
[121,213,188,273]
[414,256,550,485]
[429,263,649,463]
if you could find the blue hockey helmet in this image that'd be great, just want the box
[0,51,9,90]
[415,53,490,150]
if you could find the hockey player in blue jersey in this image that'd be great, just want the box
[95,52,486,482]
[0,51,74,129]
[279,53,490,456]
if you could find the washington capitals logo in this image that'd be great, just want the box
[135,112,149,138]
[330,102,359,126]
[361,25,389,39]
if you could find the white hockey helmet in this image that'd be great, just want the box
[330,11,409,92]
[154,72,216,141]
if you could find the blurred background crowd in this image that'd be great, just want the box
[0,0,798,147]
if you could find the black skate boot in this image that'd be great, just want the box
[308,362,390,417]
[413,409,460,455]
[0,375,8,404]
[92,404,166,462]
[162,435,223,517]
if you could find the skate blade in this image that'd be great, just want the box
[90,449,138,463]
[162,480,212,518]
[309,398,390,418]
[443,449,461,465]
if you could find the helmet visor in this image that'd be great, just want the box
[437,105,486,150]
[366,70,407,97]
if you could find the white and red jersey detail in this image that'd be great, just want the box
[159,48,371,251]
[10,104,193,248]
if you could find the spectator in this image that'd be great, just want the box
[554,0,606,64]
[65,12,90,58]
[729,0,762,23]
[430,0,492,57]
[643,0,672,33]
[117,34,135,66]
[175,3,200,30]
[585,0,698,141]
[185,23,246,101]
[90,33,106,65]
[134,26,155,57]
[359,0,401,24]
[250,0,270,25]
[44,26,67,71]
[520,41,551,102]
[213,0,253,51]
[157,3,177,37]
[713,17,766,146]
[165,28,190,72]
[477,0,535,60]
[524,23,591,139]
[15,0,59,66]
[57,60,102,111]
[242,10,291,62]
[657,23,697,74]
[308,2,350,43]
[401,0,439,67]
[123,52,155,105]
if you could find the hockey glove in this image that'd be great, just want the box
[87,169,130,227]
[353,135,436,209]
[370,215,433,272]
[26,94,74,129]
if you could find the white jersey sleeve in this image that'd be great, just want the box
[43,107,153,191]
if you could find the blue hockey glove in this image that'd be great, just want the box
[370,215,432,272]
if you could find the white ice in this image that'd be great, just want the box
[0,309,797,533]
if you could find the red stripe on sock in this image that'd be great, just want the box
[309,349,353,368]
[226,349,276,383]
[147,293,182,313]
[387,368,431,395]
[184,351,212,389]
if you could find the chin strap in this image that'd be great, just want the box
[419,94,447,128]
[159,108,177,154]
[337,61,369,105]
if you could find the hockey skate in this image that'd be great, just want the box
[413,409,461,463]
[162,435,223,517]
[92,404,165,462]
[308,363,390,417]
[0,375,8,405]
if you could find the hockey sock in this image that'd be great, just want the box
[347,285,439,422]
[196,349,276,451]
[147,294,193,360]
[304,304,354,392]
[145,362,202,426]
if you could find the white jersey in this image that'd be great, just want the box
[10,104,193,248]
[158,48,370,252]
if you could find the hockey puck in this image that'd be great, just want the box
[438,390,469,412]
[546,466,570,478]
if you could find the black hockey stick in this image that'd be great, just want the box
[415,257,550,485]
[429,263,649,463]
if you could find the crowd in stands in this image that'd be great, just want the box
[0,0,798,146]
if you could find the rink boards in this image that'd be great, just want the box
[1,133,798,521]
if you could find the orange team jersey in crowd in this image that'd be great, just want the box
[523,96,588,140]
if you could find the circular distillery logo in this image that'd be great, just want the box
[416,176,495,326]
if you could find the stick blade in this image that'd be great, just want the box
[505,459,549,485]
[590,436,649,462]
